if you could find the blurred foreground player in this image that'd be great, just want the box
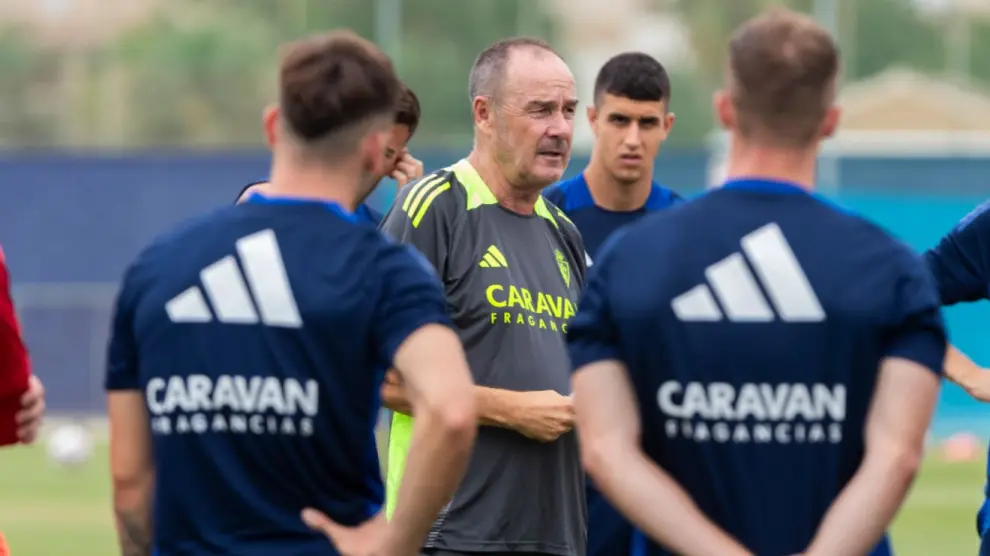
[922,202,990,551]
[544,52,681,264]
[237,83,425,224]
[543,51,680,556]
[105,31,476,556]
[0,244,45,448]
[568,8,945,556]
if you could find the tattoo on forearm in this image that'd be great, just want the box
[116,509,152,556]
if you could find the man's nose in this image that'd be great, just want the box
[623,123,642,146]
[546,110,574,138]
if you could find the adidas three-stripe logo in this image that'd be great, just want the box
[478,245,508,268]
[402,174,450,228]
[165,229,303,328]
[671,223,825,323]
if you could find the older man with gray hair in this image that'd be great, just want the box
[379,37,588,556]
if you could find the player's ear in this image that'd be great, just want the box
[262,104,279,149]
[586,105,598,134]
[361,127,392,177]
[472,96,494,136]
[713,90,734,130]
[820,105,841,139]
[664,112,676,134]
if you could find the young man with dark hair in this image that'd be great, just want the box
[569,8,944,556]
[236,83,425,223]
[544,52,681,264]
[381,36,588,556]
[105,30,476,556]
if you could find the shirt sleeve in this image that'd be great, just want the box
[0,247,29,399]
[883,253,948,375]
[378,175,454,277]
[923,200,990,305]
[105,263,142,391]
[373,242,453,366]
[567,230,627,372]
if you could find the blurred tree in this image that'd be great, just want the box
[110,1,277,147]
[399,0,558,148]
[0,28,61,147]
[666,0,949,144]
[843,0,946,79]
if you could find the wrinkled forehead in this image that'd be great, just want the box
[503,49,577,104]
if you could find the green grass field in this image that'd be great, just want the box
[0,442,984,555]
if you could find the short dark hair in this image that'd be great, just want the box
[278,30,400,145]
[728,8,839,147]
[594,52,671,107]
[395,83,421,136]
[468,37,558,101]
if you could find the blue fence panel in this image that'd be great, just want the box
[0,150,985,434]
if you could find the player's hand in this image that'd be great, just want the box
[303,508,387,556]
[17,375,44,444]
[963,370,990,402]
[511,390,574,442]
[390,150,423,187]
[380,370,413,415]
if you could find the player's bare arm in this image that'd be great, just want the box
[803,356,939,556]
[574,359,753,556]
[943,345,990,401]
[381,371,573,442]
[307,324,476,556]
[108,391,155,556]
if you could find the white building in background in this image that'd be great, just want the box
[544,0,695,151]
[707,67,990,190]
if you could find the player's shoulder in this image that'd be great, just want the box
[805,194,921,265]
[948,198,990,237]
[388,166,462,226]
[122,205,235,289]
[542,174,589,212]
[645,182,684,210]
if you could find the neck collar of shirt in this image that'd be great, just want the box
[720,178,810,196]
[578,173,667,211]
[243,192,357,222]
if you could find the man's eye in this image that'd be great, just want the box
[384,149,396,159]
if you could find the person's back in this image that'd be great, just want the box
[115,200,419,553]
[105,30,475,556]
[585,181,941,554]
[568,9,944,556]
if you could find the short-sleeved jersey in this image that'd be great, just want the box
[381,159,588,555]
[543,173,682,261]
[105,194,449,556]
[236,181,384,224]
[568,179,946,556]
[922,200,990,538]
[544,171,682,556]
[924,200,990,306]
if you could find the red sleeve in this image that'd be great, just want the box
[0,246,30,446]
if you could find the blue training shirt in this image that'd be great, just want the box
[236,180,384,225]
[543,173,681,261]
[567,179,946,556]
[922,200,990,541]
[544,172,681,556]
[105,193,450,556]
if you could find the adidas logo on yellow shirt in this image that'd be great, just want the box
[479,245,508,268]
